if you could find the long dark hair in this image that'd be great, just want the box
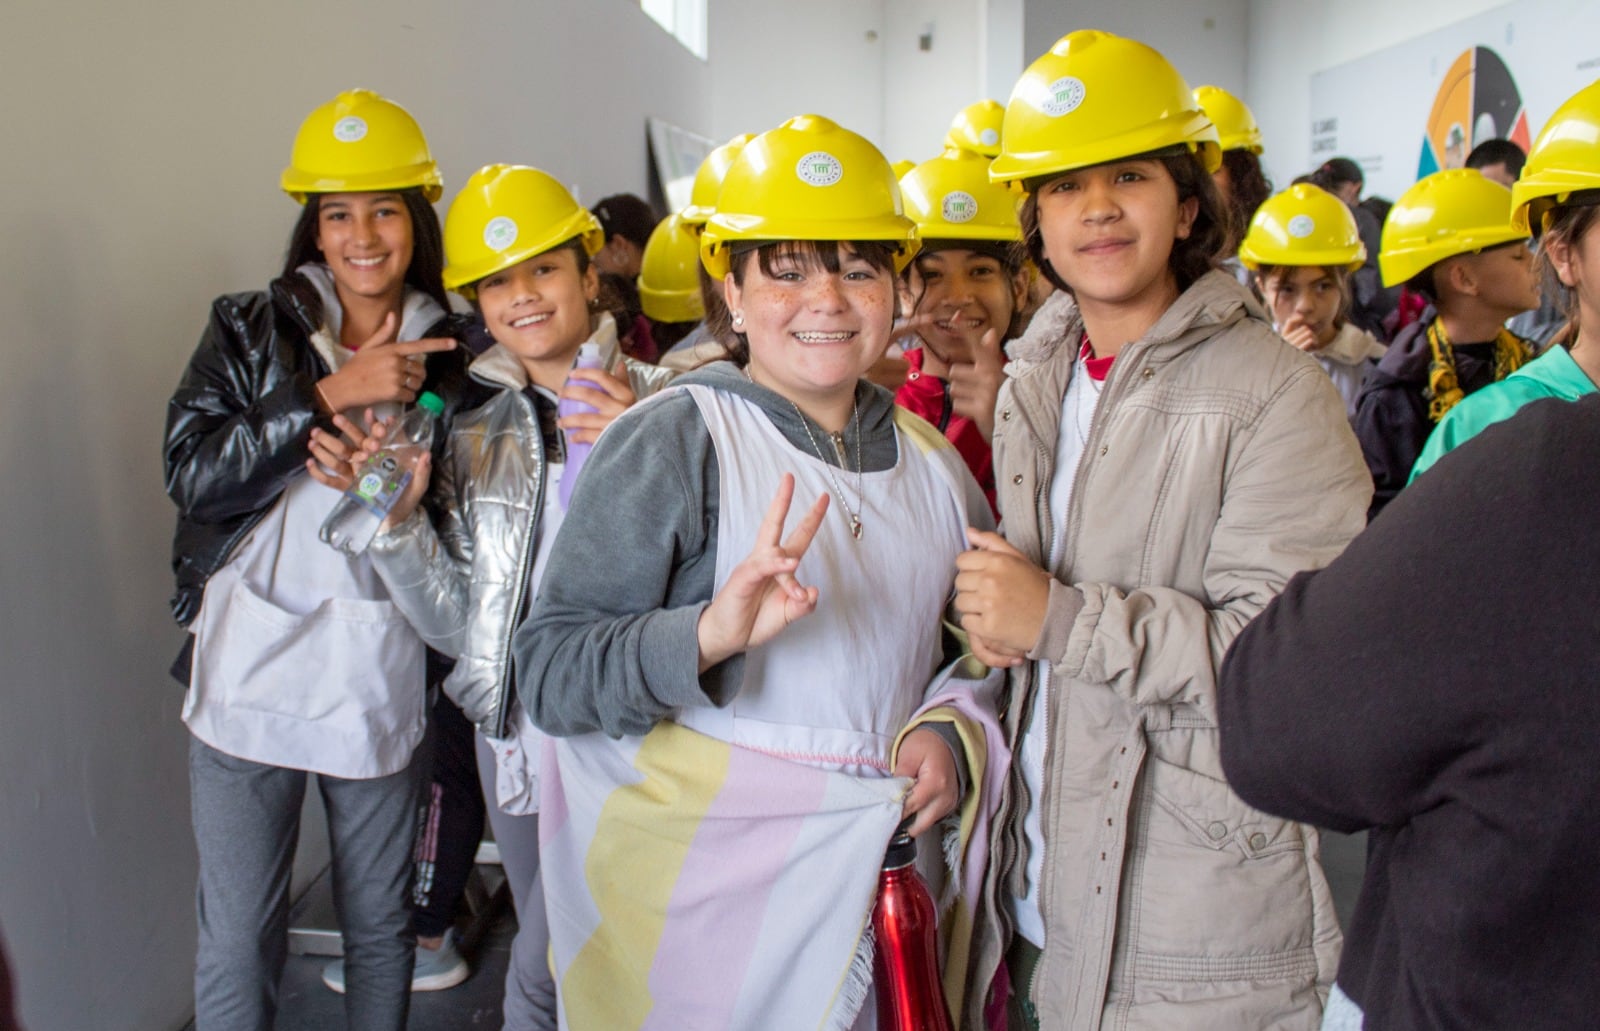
[1221,149,1273,255]
[281,188,449,323]
[1019,148,1228,296]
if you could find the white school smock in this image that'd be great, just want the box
[182,471,426,779]
[182,321,434,780]
[672,384,969,776]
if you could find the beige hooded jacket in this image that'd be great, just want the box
[965,271,1371,1030]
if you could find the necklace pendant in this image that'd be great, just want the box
[849,515,863,541]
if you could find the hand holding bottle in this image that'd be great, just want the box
[318,393,442,555]
[894,728,961,837]
[557,360,639,445]
[336,410,434,529]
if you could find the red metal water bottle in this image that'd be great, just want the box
[872,822,954,1031]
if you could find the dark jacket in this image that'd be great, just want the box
[1351,310,1503,519]
[1218,394,1600,1031]
[162,272,477,630]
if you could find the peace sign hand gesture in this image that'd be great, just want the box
[696,473,830,672]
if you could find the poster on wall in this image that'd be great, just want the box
[1308,0,1600,200]
[647,117,715,214]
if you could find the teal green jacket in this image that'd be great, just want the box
[1410,345,1596,481]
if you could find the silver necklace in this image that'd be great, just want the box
[742,366,865,540]
[792,398,865,541]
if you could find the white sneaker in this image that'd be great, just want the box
[321,934,470,994]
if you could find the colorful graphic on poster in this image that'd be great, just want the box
[1417,46,1532,178]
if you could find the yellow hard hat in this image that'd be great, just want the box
[900,148,1022,243]
[637,211,706,323]
[1238,184,1364,270]
[990,30,1220,185]
[700,114,919,279]
[1511,77,1600,235]
[281,89,442,203]
[1193,85,1263,155]
[1378,169,1526,287]
[681,133,758,229]
[891,159,918,180]
[442,165,604,296]
[944,100,1006,158]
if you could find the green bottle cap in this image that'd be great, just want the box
[417,391,445,416]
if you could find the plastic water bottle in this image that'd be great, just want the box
[557,343,605,509]
[320,391,444,556]
[871,822,954,1031]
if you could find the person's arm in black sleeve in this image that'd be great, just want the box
[513,392,738,738]
[164,295,323,523]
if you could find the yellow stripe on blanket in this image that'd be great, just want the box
[563,722,731,1029]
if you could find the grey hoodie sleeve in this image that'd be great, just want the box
[513,391,737,738]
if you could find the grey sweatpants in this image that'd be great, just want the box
[475,734,557,1031]
[189,735,423,1031]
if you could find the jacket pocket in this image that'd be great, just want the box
[1129,756,1319,977]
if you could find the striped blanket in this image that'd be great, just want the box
[540,721,907,1030]
[539,661,1008,1030]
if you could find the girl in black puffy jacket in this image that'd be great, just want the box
[161,89,470,1031]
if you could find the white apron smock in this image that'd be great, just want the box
[183,472,426,779]
[674,384,968,774]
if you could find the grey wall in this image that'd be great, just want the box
[1023,0,1252,95]
[0,2,708,1028]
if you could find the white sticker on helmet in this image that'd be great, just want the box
[1287,215,1317,239]
[942,191,979,223]
[980,128,1001,147]
[333,116,368,143]
[1039,77,1087,118]
[484,216,519,252]
[796,151,845,187]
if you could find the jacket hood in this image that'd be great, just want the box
[674,360,900,449]
[467,311,624,394]
[1006,270,1271,375]
[1316,323,1387,367]
[290,262,449,375]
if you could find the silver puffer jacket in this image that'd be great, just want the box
[371,314,676,738]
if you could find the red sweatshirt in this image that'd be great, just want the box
[893,347,996,514]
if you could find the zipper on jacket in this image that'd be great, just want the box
[938,381,954,433]
[829,430,848,466]
[496,390,546,741]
